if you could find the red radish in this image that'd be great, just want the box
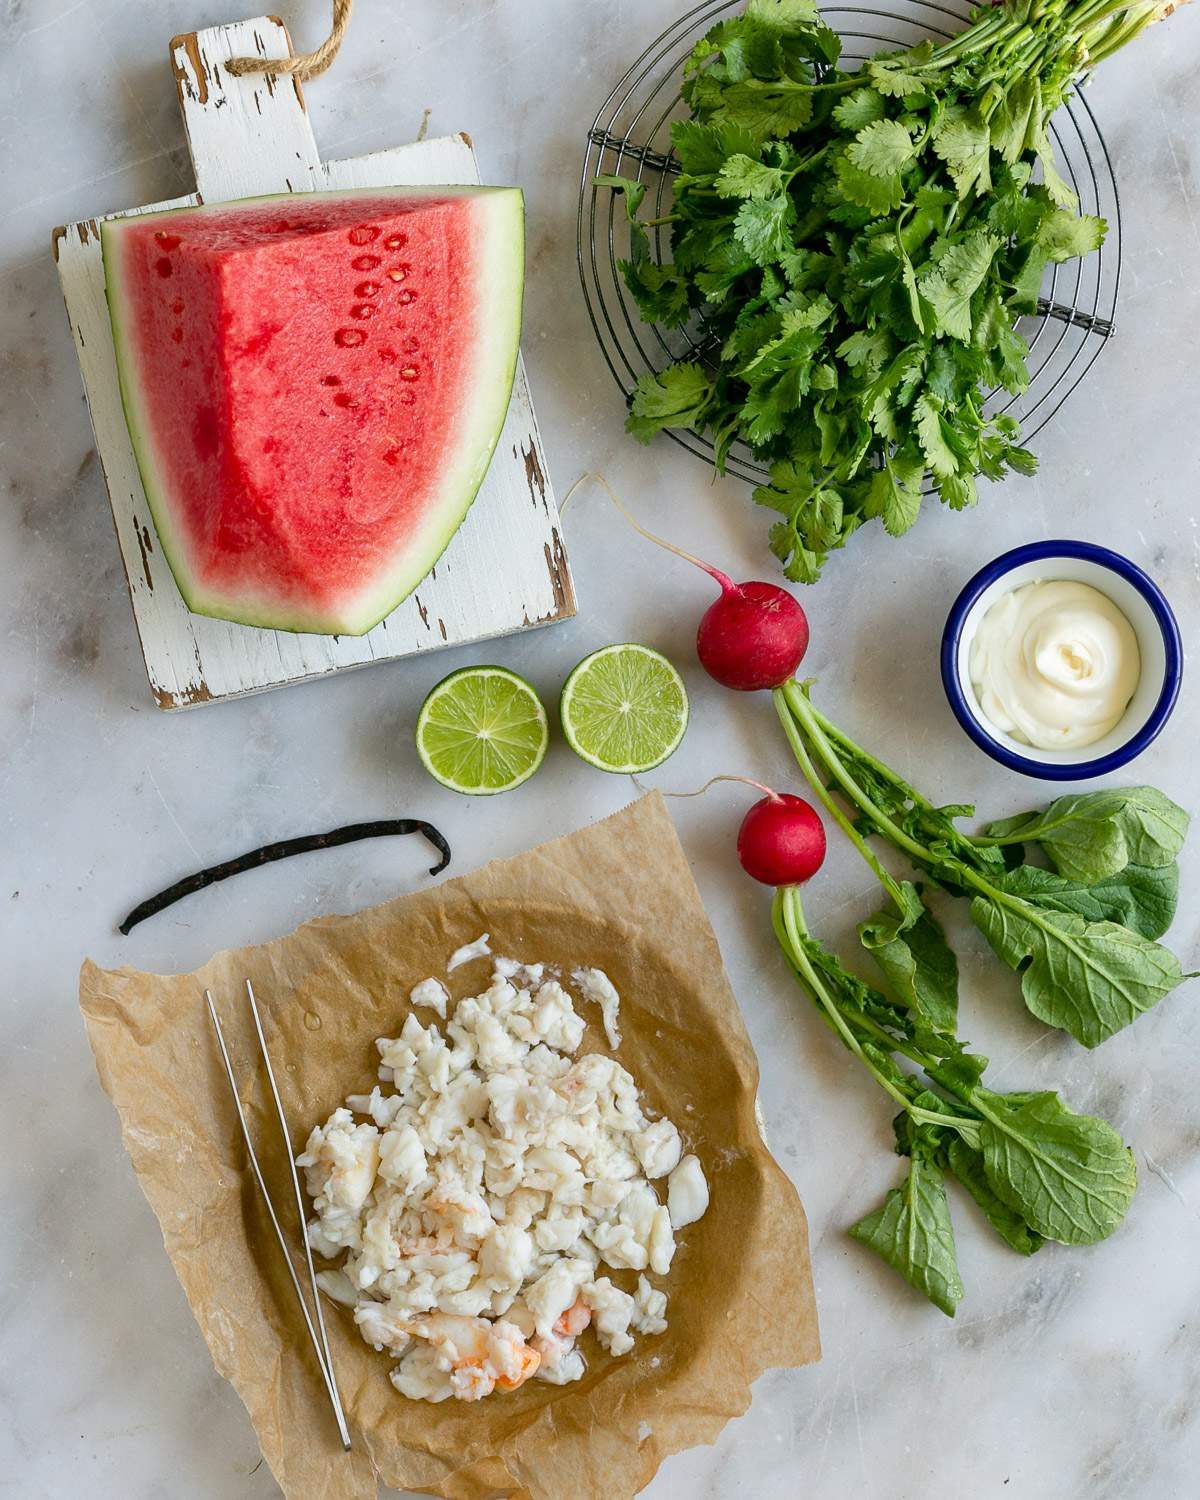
[643,772,827,887]
[562,474,809,691]
[695,570,809,691]
[737,790,826,887]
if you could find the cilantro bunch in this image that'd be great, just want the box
[602,0,1181,581]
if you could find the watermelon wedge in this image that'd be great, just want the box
[101,186,524,636]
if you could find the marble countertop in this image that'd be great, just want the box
[3,2,1200,1496]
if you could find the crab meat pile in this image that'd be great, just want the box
[299,942,709,1403]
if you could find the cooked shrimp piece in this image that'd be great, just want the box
[553,1296,591,1339]
[495,1342,541,1391]
[404,1313,540,1401]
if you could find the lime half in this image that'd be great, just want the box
[416,666,549,795]
[560,644,689,773]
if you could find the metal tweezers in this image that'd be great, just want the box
[205,980,352,1450]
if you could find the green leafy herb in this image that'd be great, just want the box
[625,365,714,442]
[970,897,1186,1048]
[982,787,1190,882]
[971,1089,1137,1245]
[772,885,1134,1313]
[600,0,1180,579]
[988,862,1179,942]
[773,679,1192,1047]
[859,896,959,1031]
[850,1147,964,1316]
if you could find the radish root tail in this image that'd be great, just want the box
[632,772,781,803]
[559,472,734,591]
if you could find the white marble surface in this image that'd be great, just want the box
[3,2,1200,1497]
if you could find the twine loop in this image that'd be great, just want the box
[227,0,352,82]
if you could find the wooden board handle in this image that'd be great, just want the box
[170,18,323,200]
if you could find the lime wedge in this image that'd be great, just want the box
[416,666,549,795]
[560,644,689,773]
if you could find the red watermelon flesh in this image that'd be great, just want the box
[102,187,524,635]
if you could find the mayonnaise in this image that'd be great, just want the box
[968,579,1140,751]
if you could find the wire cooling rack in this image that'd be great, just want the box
[578,0,1121,486]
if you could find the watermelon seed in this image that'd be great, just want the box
[354,281,381,298]
[348,224,381,245]
[154,231,181,249]
[350,303,376,320]
[333,391,359,409]
[383,445,403,466]
[351,254,381,271]
[400,366,419,381]
[377,347,397,363]
[155,257,174,278]
[385,265,409,282]
[397,289,417,305]
[171,298,185,314]
[334,327,367,348]
[384,233,408,250]
[322,374,342,386]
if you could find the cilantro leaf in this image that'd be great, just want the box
[867,44,934,99]
[670,118,762,175]
[847,118,916,178]
[915,395,960,478]
[715,153,786,199]
[715,79,815,137]
[932,106,992,198]
[918,230,1001,341]
[834,152,903,214]
[866,447,925,535]
[1032,127,1078,208]
[626,365,714,442]
[594,173,647,217]
[833,86,886,130]
[746,0,819,30]
[733,194,795,262]
[1039,210,1107,262]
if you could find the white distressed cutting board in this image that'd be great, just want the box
[53,17,574,710]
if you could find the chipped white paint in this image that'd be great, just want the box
[53,16,573,710]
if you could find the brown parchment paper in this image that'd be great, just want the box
[79,793,819,1500]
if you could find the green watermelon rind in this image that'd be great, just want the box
[101,184,525,637]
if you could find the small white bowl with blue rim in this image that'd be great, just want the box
[941,540,1183,781]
